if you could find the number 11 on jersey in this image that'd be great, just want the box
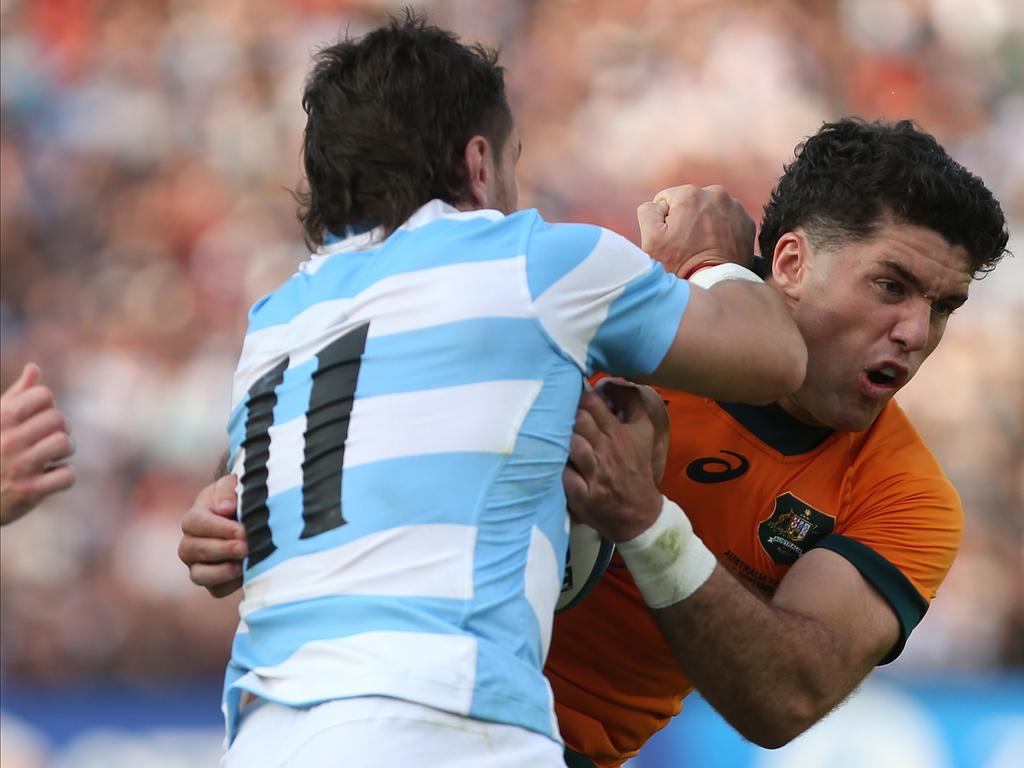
[238,323,370,568]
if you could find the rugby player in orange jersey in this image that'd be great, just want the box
[555,118,1009,767]
[178,118,1010,767]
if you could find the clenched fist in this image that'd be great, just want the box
[637,184,756,277]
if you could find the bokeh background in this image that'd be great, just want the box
[1,0,1021,766]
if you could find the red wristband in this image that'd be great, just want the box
[680,259,725,280]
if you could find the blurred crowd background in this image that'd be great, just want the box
[1,0,1021,764]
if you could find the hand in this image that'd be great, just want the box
[0,363,75,525]
[593,378,671,485]
[637,185,756,277]
[563,379,668,543]
[178,474,247,598]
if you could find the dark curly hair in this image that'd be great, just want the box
[295,9,512,246]
[758,118,1009,278]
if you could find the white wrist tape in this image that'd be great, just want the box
[617,496,717,609]
[689,262,763,289]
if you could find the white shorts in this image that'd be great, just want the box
[222,696,567,768]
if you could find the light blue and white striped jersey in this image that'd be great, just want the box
[222,200,690,744]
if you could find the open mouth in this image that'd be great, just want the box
[867,367,897,386]
[863,362,907,391]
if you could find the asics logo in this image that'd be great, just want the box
[686,450,750,483]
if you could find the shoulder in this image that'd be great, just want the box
[852,402,960,510]
[521,213,654,299]
[521,210,643,262]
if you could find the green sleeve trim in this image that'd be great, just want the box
[813,534,928,665]
[564,748,598,768]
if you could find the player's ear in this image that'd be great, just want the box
[462,134,492,210]
[771,230,812,303]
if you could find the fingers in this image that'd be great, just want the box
[10,407,68,453]
[637,201,668,253]
[562,463,588,513]
[194,474,238,518]
[568,432,597,480]
[591,376,627,413]
[22,431,75,472]
[188,561,244,594]
[572,392,627,478]
[567,393,620,511]
[179,531,248,567]
[213,474,239,516]
[28,463,76,498]
[601,380,667,432]
[7,363,40,398]
[593,379,649,424]
[577,391,621,434]
[654,183,701,209]
[1,385,56,428]
[644,184,755,275]
[181,501,246,540]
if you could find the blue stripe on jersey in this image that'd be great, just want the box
[463,362,580,728]
[244,452,505,580]
[271,360,316,425]
[587,262,690,375]
[357,318,549,397]
[470,637,555,737]
[522,220,603,301]
[232,595,469,669]
[247,213,537,332]
[227,393,248,463]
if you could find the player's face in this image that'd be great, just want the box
[779,221,972,432]
[491,124,521,215]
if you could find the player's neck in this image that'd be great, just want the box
[775,395,827,428]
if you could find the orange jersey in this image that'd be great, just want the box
[547,391,962,767]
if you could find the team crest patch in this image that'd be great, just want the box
[758,493,834,565]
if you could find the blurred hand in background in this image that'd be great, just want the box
[0,363,74,526]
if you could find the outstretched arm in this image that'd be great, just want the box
[564,389,898,748]
[651,548,897,747]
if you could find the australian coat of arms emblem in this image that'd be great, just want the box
[758,492,835,565]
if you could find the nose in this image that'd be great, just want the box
[889,300,931,352]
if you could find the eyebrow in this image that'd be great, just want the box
[880,260,969,306]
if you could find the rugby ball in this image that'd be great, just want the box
[556,522,615,612]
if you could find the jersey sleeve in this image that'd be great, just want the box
[523,216,690,377]
[814,420,963,664]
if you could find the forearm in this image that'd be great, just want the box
[702,278,807,404]
[651,566,871,747]
[645,276,806,405]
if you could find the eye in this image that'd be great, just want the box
[931,302,956,318]
[876,279,905,297]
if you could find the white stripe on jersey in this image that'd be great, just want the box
[264,416,305,499]
[523,525,561,663]
[232,256,532,408]
[344,379,544,469]
[239,524,477,619]
[533,228,654,369]
[235,631,478,715]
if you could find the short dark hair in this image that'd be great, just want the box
[296,9,512,246]
[758,118,1009,278]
